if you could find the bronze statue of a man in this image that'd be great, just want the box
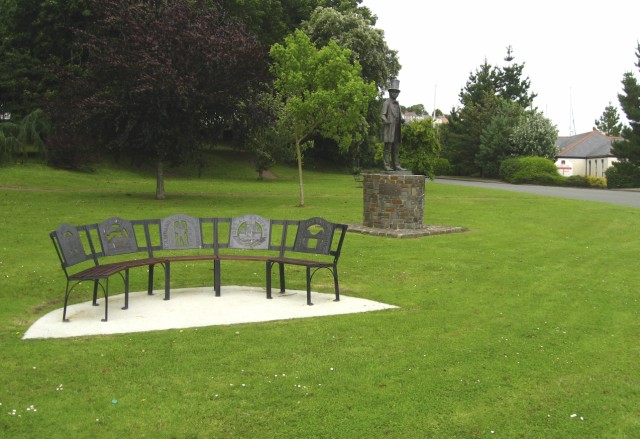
[381,79,405,171]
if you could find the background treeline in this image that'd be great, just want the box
[1,1,639,190]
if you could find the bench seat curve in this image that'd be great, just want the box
[50,214,348,321]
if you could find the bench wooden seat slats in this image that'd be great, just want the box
[50,215,348,321]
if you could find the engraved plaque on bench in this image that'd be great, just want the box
[56,224,88,266]
[161,214,202,250]
[98,217,138,256]
[294,217,335,254]
[229,214,270,249]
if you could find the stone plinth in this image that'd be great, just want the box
[363,173,425,230]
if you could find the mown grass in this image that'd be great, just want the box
[0,150,639,438]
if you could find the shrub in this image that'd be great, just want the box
[499,156,563,185]
[499,157,521,181]
[605,161,640,188]
[587,176,607,188]
[432,157,453,176]
[565,175,591,187]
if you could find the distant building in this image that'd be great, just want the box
[402,112,448,125]
[432,116,448,125]
[555,130,621,178]
[403,111,428,123]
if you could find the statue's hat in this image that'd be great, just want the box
[388,79,400,91]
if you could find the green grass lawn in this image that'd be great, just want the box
[1,151,639,438]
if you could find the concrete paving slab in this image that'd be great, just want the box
[23,286,398,339]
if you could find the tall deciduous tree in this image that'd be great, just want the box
[270,30,376,206]
[594,102,623,136]
[49,0,266,199]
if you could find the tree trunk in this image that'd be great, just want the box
[296,140,305,207]
[156,160,165,200]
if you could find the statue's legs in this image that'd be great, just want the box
[392,143,406,171]
[383,144,393,171]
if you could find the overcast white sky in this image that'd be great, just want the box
[362,0,640,136]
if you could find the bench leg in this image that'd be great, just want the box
[164,262,170,300]
[214,260,221,297]
[333,266,340,302]
[122,269,130,310]
[102,279,109,322]
[306,266,313,306]
[92,281,99,306]
[148,264,155,295]
[266,261,273,299]
[62,282,72,323]
[279,262,285,293]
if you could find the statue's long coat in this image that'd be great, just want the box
[381,98,402,144]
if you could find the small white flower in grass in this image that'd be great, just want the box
[570,413,577,418]
[330,367,334,371]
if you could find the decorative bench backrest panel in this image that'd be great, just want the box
[229,214,271,250]
[54,224,93,267]
[161,214,202,250]
[293,217,335,255]
[98,217,138,256]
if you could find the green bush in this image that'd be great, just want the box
[498,157,521,181]
[432,157,453,176]
[605,161,640,188]
[499,156,563,185]
[565,175,591,187]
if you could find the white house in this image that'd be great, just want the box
[555,130,621,178]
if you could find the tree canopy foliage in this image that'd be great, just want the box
[301,6,399,90]
[400,119,441,177]
[0,0,92,118]
[594,102,623,137]
[219,0,370,46]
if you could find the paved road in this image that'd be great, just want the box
[432,178,640,208]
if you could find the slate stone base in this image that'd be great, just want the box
[348,223,467,239]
